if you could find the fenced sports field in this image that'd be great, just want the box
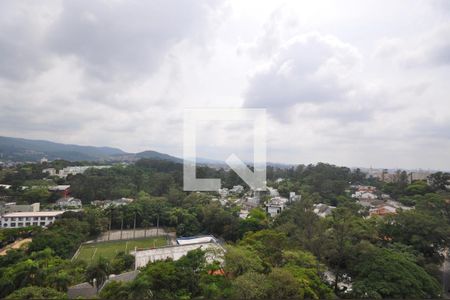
[72,236,168,263]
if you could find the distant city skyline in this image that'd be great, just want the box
[1,1,450,170]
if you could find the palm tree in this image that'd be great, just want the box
[131,205,142,239]
[86,257,110,291]
[106,206,114,241]
[51,271,71,292]
[141,218,151,238]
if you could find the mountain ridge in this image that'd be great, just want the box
[0,136,180,163]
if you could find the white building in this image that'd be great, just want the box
[230,185,244,194]
[42,168,57,176]
[56,197,82,209]
[267,187,279,197]
[1,211,64,228]
[289,192,301,202]
[0,202,40,215]
[218,188,229,198]
[0,184,12,190]
[43,166,111,178]
[351,191,377,199]
[239,209,249,219]
[48,185,71,192]
[265,196,288,217]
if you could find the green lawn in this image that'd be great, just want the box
[74,236,168,262]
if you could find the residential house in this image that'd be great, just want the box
[230,185,244,194]
[218,188,229,198]
[289,192,301,202]
[265,196,288,217]
[0,184,11,190]
[239,209,249,219]
[56,197,82,209]
[352,191,377,200]
[91,198,134,208]
[48,185,70,198]
[369,205,397,217]
[267,187,279,197]
[313,203,336,218]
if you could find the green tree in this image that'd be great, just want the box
[380,210,450,263]
[324,207,361,293]
[21,187,51,204]
[231,272,268,300]
[99,281,131,300]
[110,251,135,274]
[224,246,264,277]
[428,171,450,191]
[5,286,67,299]
[349,242,440,299]
[265,268,301,299]
[405,180,431,196]
[240,229,287,267]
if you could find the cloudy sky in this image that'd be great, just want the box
[1,0,450,170]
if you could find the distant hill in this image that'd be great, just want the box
[0,135,289,167]
[0,136,180,163]
[0,136,126,161]
[111,150,182,163]
[135,150,182,163]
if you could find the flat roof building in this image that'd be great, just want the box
[1,211,64,228]
[0,202,40,215]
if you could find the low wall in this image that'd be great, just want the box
[133,242,223,268]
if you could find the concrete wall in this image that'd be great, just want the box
[133,242,223,268]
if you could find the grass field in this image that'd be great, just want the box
[73,236,168,262]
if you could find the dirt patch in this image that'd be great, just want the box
[0,238,32,256]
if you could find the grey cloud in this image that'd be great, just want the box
[48,0,224,81]
[400,24,450,68]
[243,32,361,121]
[0,1,55,80]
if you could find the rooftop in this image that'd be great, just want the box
[2,211,64,217]
[48,185,70,191]
[176,235,218,245]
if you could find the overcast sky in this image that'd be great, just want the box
[1,0,450,170]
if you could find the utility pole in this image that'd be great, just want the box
[108,208,112,241]
[133,211,136,239]
[120,211,124,240]
[156,213,159,237]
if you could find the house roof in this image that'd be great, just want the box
[67,282,97,299]
[99,270,139,292]
[107,270,139,282]
[177,235,217,245]
[48,185,70,191]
